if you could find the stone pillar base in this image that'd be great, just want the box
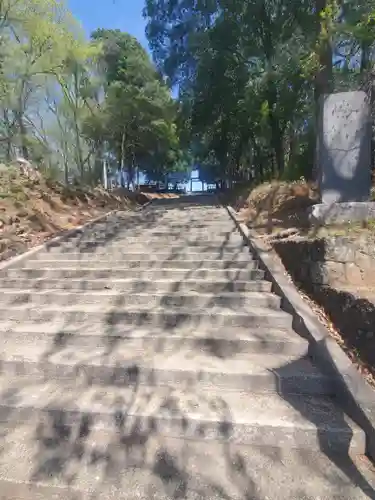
[309,202,375,224]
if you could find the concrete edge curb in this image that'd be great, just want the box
[226,205,375,459]
[0,199,153,273]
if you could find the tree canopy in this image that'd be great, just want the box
[3,0,373,189]
[0,1,188,187]
[144,0,375,184]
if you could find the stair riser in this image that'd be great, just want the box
[1,310,292,329]
[0,279,272,293]
[153,223,235,229]
[104,228,238,234]
[0,332,308,357]
[24,260,258,271]
[45,243,249,253]
[0,405,364,455]
[32,252,253,261]
[5,269,265,280]
[0,292,280,309]
[68,233,243,240]
[52,224,238,234]
[119,232,240,239]
[1,359,334,396]
[50,232,244,241]
[148,219,231,224]
[45,238,245,249]
[37,248,252,257]
[58,229,238,241]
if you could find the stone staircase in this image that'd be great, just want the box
[0,195,374,499]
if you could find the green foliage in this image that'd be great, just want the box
[145,0,375,185]
[0,3,187,187]
[90,28,188,185]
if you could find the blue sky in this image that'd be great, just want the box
[68,0,149,50]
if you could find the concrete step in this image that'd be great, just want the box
[0,304,293,329]
[0,342,332,396]
[40,244,251,256]
[54,224,238,235]
[59,226,238,239]
[102,226,237,233]
[4,267,265,281]
[155,222,235,229]
[0,378,365,454]
[0,438,372,500]
[49,237,245,250]
[0,290,280,309]
[151,219,233,224]
[69,232,243,240]
[46,229,239,247]
[122,230,240,238]
[44,241,249,253]
[51,231,243,241]
[0,278,273,294]
[32,250,254,261]
[150,221,233,227]
[24,259,258,271]
[0,326,308,356]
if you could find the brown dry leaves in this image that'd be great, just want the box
[0,166,147,262]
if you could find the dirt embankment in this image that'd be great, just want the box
[230,180,375,384]
[0,165,149,262]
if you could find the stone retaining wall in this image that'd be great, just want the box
[274,236,375,370]
[275,236,375,288]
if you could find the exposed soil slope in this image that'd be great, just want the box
[0,164,148,262]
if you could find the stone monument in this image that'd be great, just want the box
[310,90,375,224]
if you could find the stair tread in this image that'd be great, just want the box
[0,342,317,377]
[0,377,360,433]
[27,258,254,263]
[0,278,273,294]
[0,303,289,316]
[5,269,264,280]
[0,290,275,299]
[0,324,302,341]
[0,319,294,335]
[0,278,265,285]
[33,253,253,260]
[15,262,259,271]
[0,440,373,500]
[8,266,254,271]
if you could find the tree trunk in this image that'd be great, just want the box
[313,0,334,182]
[315,0,333,98]
[265,66,285,176]
[74,122,84,181]
[64,158,69,185]
[3,110,12,162]
[15,109,29,160]
[360,42,370,74]
[270,118,285,177]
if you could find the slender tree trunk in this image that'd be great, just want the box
[270,119,285,177]
[313,0,334,182]
[3,110,12,162]
[315,0,333,98]
[263,17,285,177]
[15,109,28,160]
[74,121,84,180]
[360,42,370,73]
[71,72,85,181]
[64,157,69,185]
